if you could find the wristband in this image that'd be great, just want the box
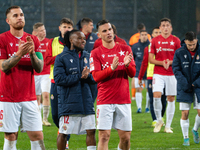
[111,65,114,71]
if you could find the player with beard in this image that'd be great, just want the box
[54,29,96,150]
[90,19,136,150]
[0,6,45,150]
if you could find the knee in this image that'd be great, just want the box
[87,129,96,137]
[42,93,49,101]
[153,92,162,98]
[99,131,110,143]
[182,111,189,120]
[29,131,43,141]
[5,132,17,141]
[120,134,131,145]
[167,96,175,102]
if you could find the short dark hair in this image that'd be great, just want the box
[152,26,159,33]
[137,23,145,31]
[81,17,93,28]
[96,19,110,30]
[33,22,44,31]
[111,24,117,35]
[6,5,21,16]
[160,18,171,26]
[185,31,197,41]
[60,18,74,26]
[64,29,80,49]
[140,30,147,33]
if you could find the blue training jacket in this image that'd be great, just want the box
[172,42,200,103]
[54,47,96,119]
[132,39,150,78]
[85,32,98,53]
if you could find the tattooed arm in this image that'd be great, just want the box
[0,39,33,73]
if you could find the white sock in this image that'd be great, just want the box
[136,92,142,109]
[117,144,122,150]
[3,139,17,150]
[166,101,175,128]
[180,119,189,139]
[194,114,200,131]
[153,97,162,121]
[31,140,45,150]
[87,146,96,150]
[146,92,150,108]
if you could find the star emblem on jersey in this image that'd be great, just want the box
[184,55,187,59]
[102,54,105,58]
[119,50,125,56]
[170,41,174,46]
[70,59,73,63]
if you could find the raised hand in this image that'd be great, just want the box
[26,36,35,54]
[81,66,90,79]
[124,51,133,67]
[111,56,119,70]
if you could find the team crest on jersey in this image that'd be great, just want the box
[70,59,73,63]
[149,84,152,88]
[10,43,13,47]
[170,41,175,46]
[51,94,54,100]
[184,55,187,59]
[0,121,3,127]
[90,36,93,40]
[63,125,67,130]
[102,54,105,58]
[119,50,125,56]
[84,58,88,64]
[197,55,199,60]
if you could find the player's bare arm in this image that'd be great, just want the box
[27,36,44,73]
[111,56,119,70]
[124,51,133,67]
[0,39,33,73]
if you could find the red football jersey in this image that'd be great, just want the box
[149,34,180,75]
[0,31,41,102]
[90,43,135,105]
[34,38,50,75]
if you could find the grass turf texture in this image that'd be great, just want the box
[0,78,199,149]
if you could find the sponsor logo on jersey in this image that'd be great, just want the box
[10,43,13,47]
[138,47,140,50]
[70,59,73,63]
[156,47,162,53]
[119,50,125,56]
[102,54,105,58]
[162,42,168,44]
[184,55,187,59]
[90,57,93,63]
[170,41,175,46]
[158,41,161,44]
[108,54,116,57]
[84,58,88,64]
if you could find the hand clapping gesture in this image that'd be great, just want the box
[124,51,133,67]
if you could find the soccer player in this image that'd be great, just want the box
[172,31,200,146]
[32,22,51,126]
[93,24,127,49]
[138,27,167,127]
[0,5,45,149]
[90,19,136,150]
[132,30,150,113]
[54,29,96,150]
[149,18,181,133]
[45,17,73,149]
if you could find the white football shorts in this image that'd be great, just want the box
[34,74,51,95]
[96,104,132,131]
[180,94,200,110]
[134,77,144,88]
[0,100,42,133]
[59,114,96,135]
[152,74,177,95]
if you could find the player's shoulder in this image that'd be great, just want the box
[0,31,10,38]
[171,34,180,42]
[117,43,131,51]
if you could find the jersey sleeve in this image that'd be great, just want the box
[90,49,101,73]
[175,37,181,50]
[45,39,56,65]
[0,35,8,59]
[138,46,149,80]
[149,39,156,54]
